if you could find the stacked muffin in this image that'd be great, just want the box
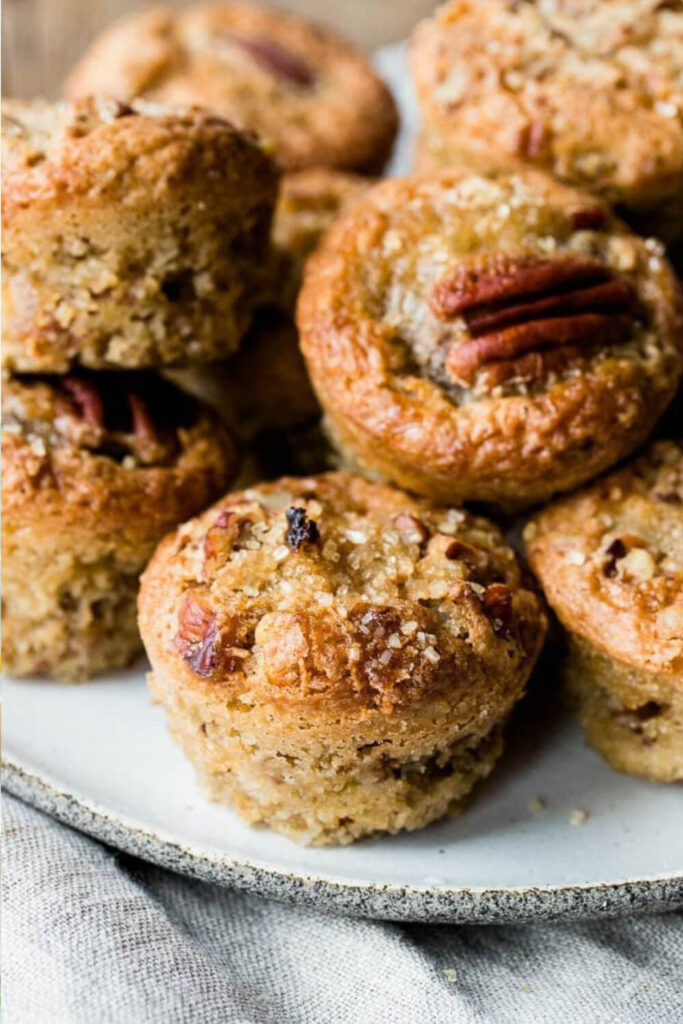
[6,1,682,847]
[0,94,277,679]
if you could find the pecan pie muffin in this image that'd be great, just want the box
[298,169,682,508]
[2,372,237,681]
[1,96,278,372]
[410,0,683,245]
[168,171,366,433]
[65,3,398,173]
[139,473,546,845]
[272,168,371,307]
[525,441,683,782]
[167,307,319,440]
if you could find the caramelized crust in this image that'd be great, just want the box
[525,441,683,683]
[65,3,398,173]
[2,96,278,370]
[411,0,683,244]
[297,169,682,508]
[139,473,546,843]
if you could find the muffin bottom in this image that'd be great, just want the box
[2,536,145,682]
[149,666,511,846]
[566,637,683,784]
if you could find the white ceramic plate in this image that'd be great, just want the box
[3,665,683,923]
[2,45,682,924]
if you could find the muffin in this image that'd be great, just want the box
[167,170,367,434]
[525,441,683,782]
[65,3,398,173]
[2,372,238,681]
[138,472,547,845]
[410,0,683,246]
[298,168,682,509]
[1,95,278,372]
[272,167,371,306]
[166,307,319,441]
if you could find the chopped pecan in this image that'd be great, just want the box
[518,121,550,159]
[203,509,240,572]
[393,513,430,546]
[285,506,320,551]
[431,254,636,384]
[481,583,514,636]
[174,594,220,678]
[174,593,249,677]
[442,537,489,569]
[570,208,606,231]
[223,33,315,87]
[61,377,104,430]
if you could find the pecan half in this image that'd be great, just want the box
[223,33,315,87]
[431,254,636,384]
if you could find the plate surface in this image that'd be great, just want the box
[3,45,683,924]
[4,665,683,923]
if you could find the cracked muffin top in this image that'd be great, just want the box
[138,473,546,715]
[2,373,237,540]
[297,168,682,507]
[410,0,683,241]
[1,94,276,209]
[525,440,683,684]
[65,3,399,173]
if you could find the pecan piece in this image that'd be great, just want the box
[570,207,606,231]
[174,593,248,676]
[223,33,315,87]
[174,594,220,678]
[62,377,104,430]
[441,537,489,569]
[481,583,514,636]
[432,254,636,384]
[393,513,430,546]
[203,509,240,572]
[128,393,157,445]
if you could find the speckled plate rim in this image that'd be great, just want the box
[5,756,682,925]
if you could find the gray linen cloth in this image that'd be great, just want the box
[3,792,682,1024]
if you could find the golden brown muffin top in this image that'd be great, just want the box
[139,472,546,714]
[1,373,237,542]
[411,0,683,206]
[65,3,398,173]
[1,95,277,211]
[297,168,682,505]
[525,440,683,684]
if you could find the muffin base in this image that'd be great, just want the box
[565,637,683,784]
[149,665,511,846]
[2,540,145,682]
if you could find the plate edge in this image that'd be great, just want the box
[4,756,683,925]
